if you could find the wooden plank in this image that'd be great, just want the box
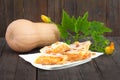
[0,0,24,37]
[0,38,5,57]
[4,0,14,26]
[37,57,103,80]
[0,44,37,80]
[0,0,120,37]
[13,48,39,80]
[62,0,76,16]
[23,0,48,22]
[0,41,19,80]
[3,0,19,37]
[47,0,62,23]
[23,0,39,21]
[106,0,120,36]
[54,0,62,23]
[13,0,24,19]
[76,0,106,22]
[14,57,36,80]
[14,48,38,80]
[0,0,6,37]
[37,66,83,80]
[110,37,120,67]
[94,56,120,80]
[38,0,48,15]
[0,39,36,80]
[80,61,102,80]
[48,0,55,22]
[37,62,103,80]
[0,40,38,80]
[93,37,120,80]
[37,0,48,22]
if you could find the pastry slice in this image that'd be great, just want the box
[64,49,91,61]
[40,42,70,54]
[35,54,68,65]
[70,41,91,51]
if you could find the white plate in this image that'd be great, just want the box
[19,52,103,70]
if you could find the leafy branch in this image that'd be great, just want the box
[57,10,112,52]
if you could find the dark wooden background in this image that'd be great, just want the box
[0,0,120,37]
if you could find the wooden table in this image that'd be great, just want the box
[0,37,120,80]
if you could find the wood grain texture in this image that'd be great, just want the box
[37,66,83,80]
[62,0,76,16]
[48,0,55,21]
[80,61,102,80]
[93,37,120,80]
[0,42,38,80]
[0,38,5,56]
[37,0,48,22]
[106,0,120,36]
[0,38,120,80]
[14,49,39,80]
[110,37,120,67]
[76,0,106,22]
[23,0,39,21]
[54,0,62,23]
[4,0,14,26]
[14,57,36,80]
[0,0,120,37]
[0,42,19,80]
[13,0,24,19]
[0,0,6,37]
[94,56,120,80]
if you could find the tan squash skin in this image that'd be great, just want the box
[5,19,60,52]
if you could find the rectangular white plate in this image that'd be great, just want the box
[19,52,103,70]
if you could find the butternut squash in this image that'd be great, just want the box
[5,19,60,52]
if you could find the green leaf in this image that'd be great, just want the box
[72,16,77,23]
[75,16,81,33]
[89,21,112,35]
[90,32,110,52]
[75,12,90,35]
[61,10,75,32]
[57,25,69,40]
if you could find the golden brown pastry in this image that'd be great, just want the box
[36,41,92,65]
[64,50,91,61]
[35,54,68,65]
[70,41,91,51]
[40,42,70,54]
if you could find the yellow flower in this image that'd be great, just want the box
[41,15,52,23]
[105,42,115,55]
